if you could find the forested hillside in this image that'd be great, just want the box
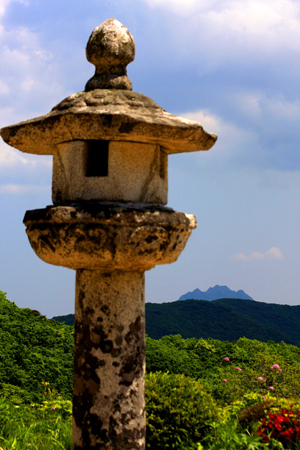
[54,298,300,345]
[145,299,300,344]
[0,291,73,403]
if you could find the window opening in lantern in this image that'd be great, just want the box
[85,140,109,177]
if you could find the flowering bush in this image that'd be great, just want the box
[258,406,300,445]
[218,358,285,405]
[271,364,282,372]
[257,377,266,382]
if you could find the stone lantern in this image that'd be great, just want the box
[0,18,217,450]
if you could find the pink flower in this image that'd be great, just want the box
[257,377,266,382]
[222,379,228,383]
[262,396,266,399]
[220,362,223,364]
[268,386,275,390]
[271,364,282,372]
[235,367,242,371]
[224,357,230,362]
[51,407,56,410]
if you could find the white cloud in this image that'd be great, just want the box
[232,247,284,261]
[231,92,300,122]
[0,0,28,20]
[144,0,300,68]
[0,183,49,195]
[0,144,52,169]
[142,0,300,44]
[182,109,259,165]
[0,0,12,18]
[207,0,300,43]
[142,0,205,16]
[263,98,300,122]
[181,88,300,171]
[0,18,66,130]
[0,145,29,166]
[0,142,52,190]
[236,90,300,120]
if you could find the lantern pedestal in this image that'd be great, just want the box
[23,202,197,449]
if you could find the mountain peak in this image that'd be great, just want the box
[179,285,253,301]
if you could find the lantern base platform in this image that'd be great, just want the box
[23,202,197,271]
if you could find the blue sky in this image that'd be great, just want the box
[0,0,299,317]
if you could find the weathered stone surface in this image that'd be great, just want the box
[52,140,168,204]
[85,18,134,91]
[73,269,145,450]
[23,203,197,271]
[0,89,217,156]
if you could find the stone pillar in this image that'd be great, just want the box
[73,270,145,450]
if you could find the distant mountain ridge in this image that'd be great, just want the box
[179,285,253,301]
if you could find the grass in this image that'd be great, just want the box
[1,392,299,450]
[0,396,72,450]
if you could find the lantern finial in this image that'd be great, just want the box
[85,18,135,91]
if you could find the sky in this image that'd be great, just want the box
[0,0,299,318]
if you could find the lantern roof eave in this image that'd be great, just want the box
[0,89,217,156]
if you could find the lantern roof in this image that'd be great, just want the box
[0,18,217,156]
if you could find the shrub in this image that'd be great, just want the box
[198,419,270,450]
[239,401,271,429]
[258,405,300,446]
[145,372,219,449]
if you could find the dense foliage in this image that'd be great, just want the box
[0,291,73,403]
[3,291,300,449]
[54,298,300,345]
[146,372,219,449]
[146,334,300,402]
[52,314,74,327]
[145,299,300,344]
